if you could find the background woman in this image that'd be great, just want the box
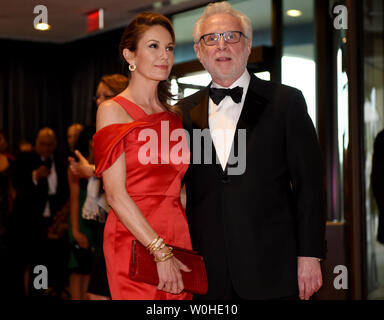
[69,73,129,300]
[67,126,96,300]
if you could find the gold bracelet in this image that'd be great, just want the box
[153,246,173,262]
[157,242,166,251]
[146,236,160,250]
[154,249,174,262]
[148,237,169,257]
[152,237,164,251]
[154,253,174,263]
[149,238,165,254]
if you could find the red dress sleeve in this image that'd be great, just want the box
[93,122,146,177]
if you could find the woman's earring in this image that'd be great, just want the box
[129,63,136,72]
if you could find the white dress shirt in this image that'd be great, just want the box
[209,69,251,170]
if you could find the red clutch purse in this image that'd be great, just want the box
[128,240,208,295]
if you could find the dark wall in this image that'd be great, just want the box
[0,40,65,152]
[64,29,126,127]
[0,27,126,157]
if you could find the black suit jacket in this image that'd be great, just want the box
[179,72,326,299]
[9,151,68,250]
[372,130,384,244]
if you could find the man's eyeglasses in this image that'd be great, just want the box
[198,31,246,46]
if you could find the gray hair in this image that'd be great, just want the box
[193,1,252,44]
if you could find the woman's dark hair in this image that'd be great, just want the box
[119,12,180,117]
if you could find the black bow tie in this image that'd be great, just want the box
[209,86,243,105]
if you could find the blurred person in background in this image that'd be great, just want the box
[68,73,128,300]
[94,74,129,108]
[67,126,97,300]
[7,127,69,297]
[0,129,14,236]
[16,140,33,154]
[67,124,84,154]
[0,129,14,298]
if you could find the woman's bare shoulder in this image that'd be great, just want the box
[96,99,133,130]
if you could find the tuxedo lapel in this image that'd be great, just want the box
[225,73,269,173]
[235,72,269,133]
[189,87,209,130]
[186,86,225,175]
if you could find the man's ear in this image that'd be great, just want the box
[247,38,252,55]
[123,48,135,65]
[194,43,201,62]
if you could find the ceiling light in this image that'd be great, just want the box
[287,9,302,17]
[34,23,51,31]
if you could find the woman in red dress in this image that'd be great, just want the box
[93,12,192,300]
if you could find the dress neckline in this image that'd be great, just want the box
[114,95,168,120]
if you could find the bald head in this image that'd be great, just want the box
[35,127,57,158]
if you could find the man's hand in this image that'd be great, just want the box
[68,150,95,179]
[34,165,51,180]
[297,256,322,300]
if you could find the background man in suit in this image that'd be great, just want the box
[7,127,69,297]
[179,2,326,300]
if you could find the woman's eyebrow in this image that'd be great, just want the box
[146,39,175,45]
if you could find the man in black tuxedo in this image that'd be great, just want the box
[372,130,384,244]
[7,127,69,297]
[179,2,326,300]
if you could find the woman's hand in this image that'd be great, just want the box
[73,230,89,249]
[68,150,95,179]
[155,252,191,295]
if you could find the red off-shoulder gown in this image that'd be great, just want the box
[93,96,192,300]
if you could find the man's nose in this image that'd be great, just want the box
[217,35,227,50]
